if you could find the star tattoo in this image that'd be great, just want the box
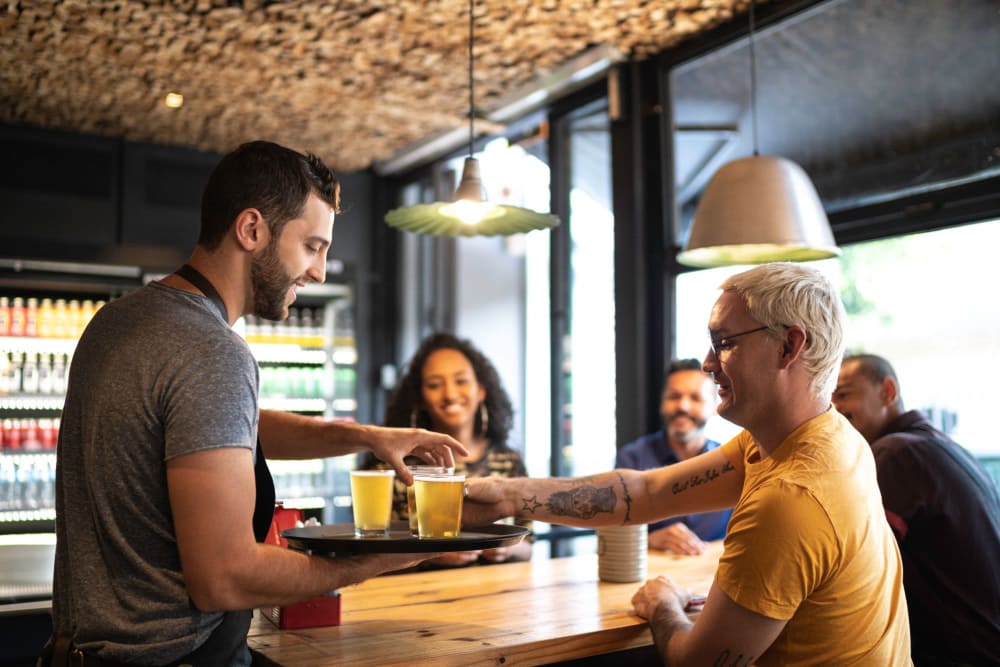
[521,495,543,513]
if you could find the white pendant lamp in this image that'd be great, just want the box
[677,0,839,268]
[384,0,558,237]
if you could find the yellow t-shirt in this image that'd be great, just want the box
[718,408,911,666]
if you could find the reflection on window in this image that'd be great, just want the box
[562,108,616,478]
[675,219,1000,456]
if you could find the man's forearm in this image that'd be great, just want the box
[196,542,425,610]
[502,471,642,527]
[649,603,694,666]
[258,409,371,460]
[498,449,739,527]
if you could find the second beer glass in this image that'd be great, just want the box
[413,472,465,538]
[405,465,454,535]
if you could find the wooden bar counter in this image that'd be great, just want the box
[248,540,723,666]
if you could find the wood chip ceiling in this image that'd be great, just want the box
[0,0,750,173]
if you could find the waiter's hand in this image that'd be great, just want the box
[648,522,706,555]
[426,550,483,567]
[363,551,448,574]
[365,426,468,484]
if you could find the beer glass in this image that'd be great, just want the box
[350,470,395,537]
[405,465,454,535]
[414,472,465,538]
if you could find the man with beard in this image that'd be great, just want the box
[616,359,731,554]
[45,141,464,666]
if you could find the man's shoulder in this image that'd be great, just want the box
[621,430,663,451]
[872,413,950,457]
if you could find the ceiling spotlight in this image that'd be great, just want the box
[164,92,184,109]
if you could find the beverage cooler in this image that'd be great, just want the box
[242,282,360,525]
[0,260,360,608]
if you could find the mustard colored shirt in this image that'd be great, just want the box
[718,408,912,666]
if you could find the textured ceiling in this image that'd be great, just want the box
[0,0,749,173]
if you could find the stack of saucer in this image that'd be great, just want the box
[596,524,647,583]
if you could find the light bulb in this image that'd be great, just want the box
[439,199,504,225]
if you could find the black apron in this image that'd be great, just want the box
[174,265,276,666]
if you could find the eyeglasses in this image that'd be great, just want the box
[708,325,770,356]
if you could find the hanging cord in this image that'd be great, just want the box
[467,0,475,158]
[749,0,759,156]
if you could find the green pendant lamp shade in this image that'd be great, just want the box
[385,158,558,237]
[384,0,559,237]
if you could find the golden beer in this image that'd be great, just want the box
[406,465,454,535]
[350,470,395,537]
[414,473,465,538]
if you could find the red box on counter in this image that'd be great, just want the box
[261,504,341,630]
[264,592,341,630]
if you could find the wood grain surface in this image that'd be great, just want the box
[248,540,724,666]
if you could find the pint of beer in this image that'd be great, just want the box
[405,465,455,535]
[350,470,395,537]
[414,472,465,538]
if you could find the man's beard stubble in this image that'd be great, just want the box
[664,411,708,444]
[251,241,294,321]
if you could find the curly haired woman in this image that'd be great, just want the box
[359,332,532,566]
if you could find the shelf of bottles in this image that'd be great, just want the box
[0,292,360,527]
[0,296,102,529]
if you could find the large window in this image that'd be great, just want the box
[558,105,617,478]
[675,218,1000,456]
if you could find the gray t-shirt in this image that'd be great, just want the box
[52,282,259,664]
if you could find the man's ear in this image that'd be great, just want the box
[879,376,899,407]
[778,325,808,369]
[233,208,267,251]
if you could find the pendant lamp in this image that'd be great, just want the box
[677,0,839,268]
[384,0,559,237]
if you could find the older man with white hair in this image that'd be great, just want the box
[464,262,911,666]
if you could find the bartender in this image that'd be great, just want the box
[41,141,463,666]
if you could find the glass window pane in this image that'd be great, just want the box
[445,138,554,476]
[562,107,616,477]
[676,218,1000,456]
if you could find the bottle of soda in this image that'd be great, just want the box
[0,296,10,336]
[25,298,39,337]
[38,298,55,338]
[10,297,26,337]
[21,353,39,394]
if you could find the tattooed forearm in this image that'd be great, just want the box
[540,484,617,519]
[671,461,735,496]
[649,603,693,665]
[712,649,756,667]
[616,471,633,523]
[520,496,543,513]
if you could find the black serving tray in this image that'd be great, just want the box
[281,521,529,554]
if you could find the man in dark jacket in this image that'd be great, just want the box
[834,353,1000,666]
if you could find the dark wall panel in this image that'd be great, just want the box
[0,124,119,251]
[120,141,220,255]
[0,122,376,282]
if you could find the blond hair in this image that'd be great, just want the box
[720,263,845,400]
